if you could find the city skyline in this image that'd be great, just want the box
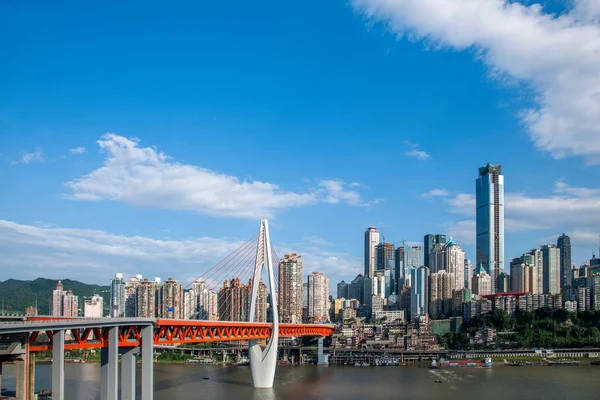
[1,1,600,290]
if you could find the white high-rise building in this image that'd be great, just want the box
[63,290,79,317]
[84,295,104,318]
[278,254,304,323]
[364,227,381,279]
[109,273,125,318]
[542,245,561,295]
[307,272,330,323]
[52,281,65,316]
[429,239,466,293]
[476,163,504,293]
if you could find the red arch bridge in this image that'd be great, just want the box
[0,317,334,400]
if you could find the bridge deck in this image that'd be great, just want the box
[0,318,334,351]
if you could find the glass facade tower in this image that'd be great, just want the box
[476,163,505,293]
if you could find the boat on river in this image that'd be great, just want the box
[430,357,493,369]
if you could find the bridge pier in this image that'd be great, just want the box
[52,329,65,400]
[100,327,118,400]
[141,325,154,400]
[120,347,137,400]
[317,337,327,365]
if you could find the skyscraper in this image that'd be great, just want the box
[476,163,505,293]
[278,253,304,323]
[472,265,492,296]
[307,272,330,323]
[160,277,184,319]
[218,278,250,321]
[424,234,447,268]
[402,242,422,287]
[109,273,125,318]
[542,245,561,295]
[429,239,465,293]
[336,280,349,299]
[376,242,395,270]
[410,266,429,318]
[52,281,65,316]
[464,259,473,290]
[557,233,572,289]
[364,227,380,278]
[63,290,79,317]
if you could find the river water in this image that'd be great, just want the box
[2,363,599,399]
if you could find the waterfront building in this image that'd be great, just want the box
[557,233,572,290]
[109,273,125,318]
[429,271,452,316]
[124,274,142,317]
[364,227,380,278]
[249,278,268,322]
[302,281,309,321]
[523,249,544,294]
[376,242,395,270]
[476,163,505,293]
[278,253,304,323]
[308,272,330,323]
[429,239,465,292]
[84,294,103,318]
[52,281,65,316]
[337,280,349,299]
[137,278,159,317]
[410,266,429,318]
[472,265,492,296]
[160,277,184,319]
[424,234,447,268]
[63,290,79,317]
[542,245,561,295]
[218,278,250,321]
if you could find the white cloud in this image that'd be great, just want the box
[422,189,450,197]
[352,0,600,164]
[69,147,86,154]
[20,148,44,164]
[441,220,476,246]
[65,134,374,219]
[0,220,361,291]
[303,236,334,246]
[404,141,430,160]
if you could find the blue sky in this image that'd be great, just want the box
[1,0,599,289]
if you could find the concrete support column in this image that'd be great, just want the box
[14,354,27,400]
[317,337,326,365]
[121,347,137,400]
[28,352,35,400]
[0,361,3,395]
[141,325,154,400]
[100,327,119,400]
[52,330,65,400]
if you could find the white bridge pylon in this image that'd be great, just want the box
[248,219,279,388]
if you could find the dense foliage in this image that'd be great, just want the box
[0,278,110,315]
[442,308,600,350]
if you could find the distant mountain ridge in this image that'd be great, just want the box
[0,278,110,315]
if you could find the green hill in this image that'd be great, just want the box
[0,278,110,316]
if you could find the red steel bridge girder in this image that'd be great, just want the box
[25,320,334,352]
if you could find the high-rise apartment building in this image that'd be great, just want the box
[476,163,505,293]
[124,275,142,317]
[542,245,561,295]
[364,227,380,278]
[307,272,330,323]
[429,240,465,293]
[510,260,537,294]
[498,272,510,293]
[218,278,250,321]
[63,290,79,317]
[160,277,184,319]
[84,294,103,318]
[430,271,452,316]
[410,266,429,318]
[424,234,447,268]
[472,265,492,296]
[373,270,386,299]
[137,278,159,317]
[401,242,422,287]
[249,278,268,322]
[376,242,395,271]
[557,233,572,289]
[52,281,65,316]
[109,273,125,318]
[278,254,304,323]
[523,249,544,294]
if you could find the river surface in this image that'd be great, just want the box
[2,363,600,400]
